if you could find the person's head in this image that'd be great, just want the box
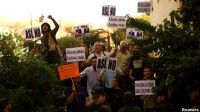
[112,75,123,89]
[143,66,154,80]
[119,41,128,52]
[122,91,135,106]
[94,42,103,53]
[133,44,140,54]
[188,83,200,101]
[128,44,134,54]
[0,98,12,112]
[92,86,106,105]
[41,22,51,34]
[91,56,97,67]
[84,47,89,57]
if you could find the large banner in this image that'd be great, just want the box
[25,27,41,40]
[135,80,155,95]
[66,47,86,62]
[58,63,80,80]
[108,16,126,28]
[126,28,143,40]
[96,56,117,72]
[137,1,151,13]
[102,5,116,16]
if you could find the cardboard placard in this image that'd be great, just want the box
[135,80,155,95]
[58,63,80,80]
[66,47,86,62]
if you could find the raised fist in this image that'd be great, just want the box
[47,15,53,19]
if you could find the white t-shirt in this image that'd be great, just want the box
[80,66,101,100]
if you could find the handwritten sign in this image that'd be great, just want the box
[102,5,116,16]
[137,1,151,13]
[73,25,89,34]
[127,28,143,40]
[25,27,41,40]
[66,47,86,62]
[58,63,80,80]
[135,80,155,95]
[106,57,117,72]
[108,16,126,28]
[96,56,107,70]
[96,57,117,72]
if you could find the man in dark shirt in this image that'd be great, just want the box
[65,76,90,112]
[118,91,142,112]
[85,86,112,112]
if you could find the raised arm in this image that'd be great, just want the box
[48,15,59,34]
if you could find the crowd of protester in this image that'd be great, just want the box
[1,16,199,112]
[54,40,200,112]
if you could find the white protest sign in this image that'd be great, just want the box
[137,1,151,13]
[109,5,116,16]
[106,57,117,72]
[102,5,116,16]
[25,28,34,40]
[25,27,41,40]
[102,5,110,16]
[96,57,117,72]
[108,16,126,28]
[66,47,86,62]
[126,28,143,40]
[73,25,89,35]
[135,80,155,95]
[96,56,107,70]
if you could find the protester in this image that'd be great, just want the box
[86,42,109,64]
[40,15,62,64]
[108,75,124,112]
[118,91,142,112]
[80,56,101,101]
[85,85,112,112]
[128,44,144,80]
[65,76,90,112]
[139,66,156,112]
[110,40,131,75]
[0,98,13,112]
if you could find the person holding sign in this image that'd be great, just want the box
[139,66,156,112]
[40,15,62,64]
[65,76,90,112]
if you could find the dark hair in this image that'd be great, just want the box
[41,22,51,34]
[122,91,135,105]
[92,85,105,98]
[114,75,124,88]
[0,98,10,110]
[91,56,97,60]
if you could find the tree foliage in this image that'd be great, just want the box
[127,0,200,109]
[57,36,82,51]
[0,31,63,112]
[111,29,126,46]
[82,29,101,48]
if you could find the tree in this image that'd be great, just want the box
[82,29,101,48]
[127,0,200,109]
[111,29,126,46]
[0,31,63,112]
[57,36,82,51]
